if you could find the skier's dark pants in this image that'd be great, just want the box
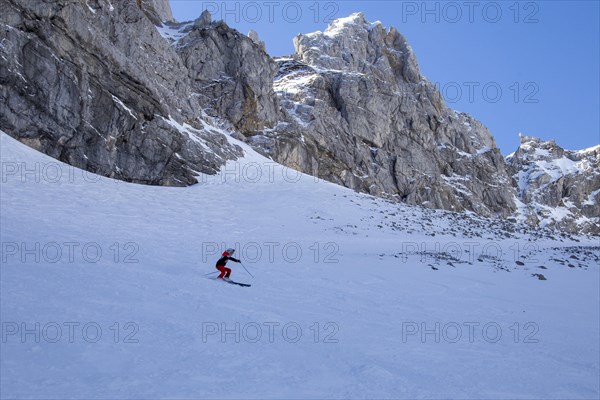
[216,265,231,279]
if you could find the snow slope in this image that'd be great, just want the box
[1,131,599,399]
[156,21,194,46]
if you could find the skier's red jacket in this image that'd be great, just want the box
[216,251,240,267]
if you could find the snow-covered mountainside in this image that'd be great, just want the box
[1,131,599,398]
[1,0,598,235]
[507,135,600,234]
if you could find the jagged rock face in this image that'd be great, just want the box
[0,0,242,186]
[171,16,280,136]
[293,15,421,84]
[250,13,515,217]
[507,136,600,234]
[139,0,175,24]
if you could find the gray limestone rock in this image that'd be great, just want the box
[507,135,599,234]
[173,16,279,136]
[0,0,242,186]
[254,13,516,217]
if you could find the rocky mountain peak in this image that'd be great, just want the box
[196,10,212,27]
[511,134,565,163]
[510,135,599,168]
[293,13,421,83]
[261,13,516,219]
[137,0,176,24]
[317,12,370,37]
[507,136,599,234]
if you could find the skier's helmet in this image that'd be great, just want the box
[226,248,235,255]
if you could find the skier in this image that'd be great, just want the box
[216,248,241,280]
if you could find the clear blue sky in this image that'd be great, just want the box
[169,1,599,154]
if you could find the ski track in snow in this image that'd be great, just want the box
[1,131,599,399]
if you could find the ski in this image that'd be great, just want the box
[206,275,251,287]
[225,280,251,287]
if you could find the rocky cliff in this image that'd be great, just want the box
[507,136,600,234]
[1,1,597,234]
[0,0,242,186]
[248,13,516,218]
[139,0,175,24]
[171,12,280,136]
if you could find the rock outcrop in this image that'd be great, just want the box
[250,13,516,217]
[140,0,176,24]
[507,136,600,234]
[0,0,242,186]
[172,17,280,136]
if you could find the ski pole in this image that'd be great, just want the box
[240,262,254,279]
[203,271,219,276]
